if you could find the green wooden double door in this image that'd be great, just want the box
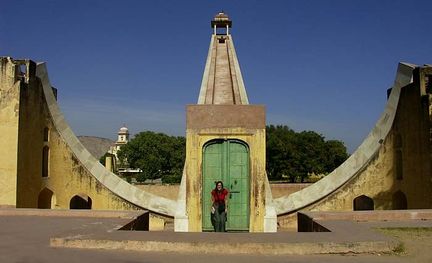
[202,139,250,231]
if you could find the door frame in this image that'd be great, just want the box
[201,138,250,231]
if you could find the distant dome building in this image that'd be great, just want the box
[116,126,129,149]
[109,125,129,158]
[108,125,130,164]
[106,125,141,177]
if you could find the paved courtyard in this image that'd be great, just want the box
[1,209,432,263]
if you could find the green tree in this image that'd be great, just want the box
[266,125,296,181]
[266,125,349,182]
[295,131,327,182]
[117,131,185,183]
[116,126,347,184]
[323,140,349,172]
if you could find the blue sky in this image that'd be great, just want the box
[1,0,431,153]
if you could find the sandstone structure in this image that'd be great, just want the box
[174,12,276,232]
[275,63,432,228]
[0,13,431,232]
[0,58,176,219]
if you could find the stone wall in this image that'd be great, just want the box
[270,183,311,199]
[277,67,432,230]
[134,183,312,201]
[0,58,164,212]
[183,104,269,232]
[0,58,21,206]
[16,60,46,207]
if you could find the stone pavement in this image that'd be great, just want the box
[50,220,397,255]
[1,208,432,263]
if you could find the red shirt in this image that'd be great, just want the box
[211,189,229,204]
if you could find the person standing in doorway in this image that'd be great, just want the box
[211,181,229,232]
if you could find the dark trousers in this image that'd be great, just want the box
[213,210,226,232]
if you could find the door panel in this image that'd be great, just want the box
[202,140,249,231]
[227,141,249,230]
[202,142,223,231]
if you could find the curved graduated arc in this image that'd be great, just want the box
[273,62,416,215]
[36,63,177,216]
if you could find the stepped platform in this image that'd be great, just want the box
[2,208,432,258]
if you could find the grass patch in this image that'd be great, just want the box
[376,227,432,256]
[392,242,405,254]
[378,227,432,233]
[377,227,432,239]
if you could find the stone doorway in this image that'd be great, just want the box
[202,139,250,231]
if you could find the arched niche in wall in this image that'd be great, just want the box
[353,195,374,211]
[38,188,55,209]
[43,127,49,142]
[42,146,49,177]
[392,190,408,210]
[69,194,92,209]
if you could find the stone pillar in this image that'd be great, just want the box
[174,167,189,232]
[105,155,113,172]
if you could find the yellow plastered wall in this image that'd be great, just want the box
[278,80,432,229]
[16,70,49,207]
[0,59,20,206]
[185,128,267,232]
[0,58,140,211]
[43,124,141,210]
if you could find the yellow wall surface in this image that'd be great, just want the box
[270,183,311,199]
[16,68,48,207]
[278,80,432,229]
[185,128,267,232]
[0,58,21,206]
[1,59,141,211]
[42,126,140,210]
[135,184,180,200]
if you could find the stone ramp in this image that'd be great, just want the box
[198,34,249,105]
[274,62,416,215]
[35,62,177,216]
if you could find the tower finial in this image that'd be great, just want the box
[211,11,232,35]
